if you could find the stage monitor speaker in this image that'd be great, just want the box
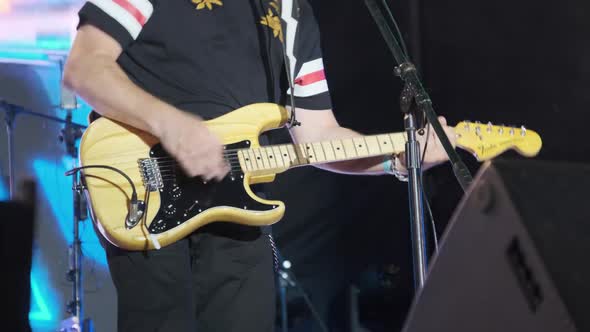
[402,159,590,332]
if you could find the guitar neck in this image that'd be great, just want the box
[237,132,407,174]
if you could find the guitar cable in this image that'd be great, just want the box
[65,165,143,227]
[420,121,440,252]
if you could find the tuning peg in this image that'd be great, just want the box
[521,126,527,136]
[509,127,515,136]
[498,124,505,134]
[487,122,493,133]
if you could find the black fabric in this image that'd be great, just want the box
[78,2,138,48]
[289,0,333,110]
[105,222,276,332]
[78,0,332,116]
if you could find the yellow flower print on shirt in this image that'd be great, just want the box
[192,0,223,11]
[260,0,283,43]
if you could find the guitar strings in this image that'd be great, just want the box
[83,143,302,162]
[84,136,399,165]
[83,149,300,171]
[82,138,403,177]
[81,134,404,163]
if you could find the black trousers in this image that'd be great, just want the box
[104,223,276,332]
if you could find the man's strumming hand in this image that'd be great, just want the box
[157,111,230,182]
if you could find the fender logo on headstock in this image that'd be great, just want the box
[455,121,542,161]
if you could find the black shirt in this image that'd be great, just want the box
[78,0,332,120]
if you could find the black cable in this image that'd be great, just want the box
[420,172,439,251]
[420,114,429,167]
[65,165,138,203]
[380,0,410,57]
[419,119,439,252]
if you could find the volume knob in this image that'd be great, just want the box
[163,204,177,218]
[170,185,182,200]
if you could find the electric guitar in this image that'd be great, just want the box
[78,103,542,250]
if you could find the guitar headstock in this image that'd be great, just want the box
[454,121,542,161]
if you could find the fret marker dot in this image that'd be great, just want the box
[269,155,273,159]
[309,155,313,158]
[257,157,261,160]
[283,154,287,157]
[337,147,341,150]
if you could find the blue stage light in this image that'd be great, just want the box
[29,277,52,322]
[0,177,7,200]
[28,254,60,330]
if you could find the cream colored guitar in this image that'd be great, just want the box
[78,103,542,250]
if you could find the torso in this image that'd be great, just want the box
[118,0,287,119]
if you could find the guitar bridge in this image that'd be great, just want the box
[138,158,164,191]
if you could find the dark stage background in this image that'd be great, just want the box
[269,0,590,331]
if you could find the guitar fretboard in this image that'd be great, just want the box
[237,133,407,174]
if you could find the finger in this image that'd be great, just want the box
[204,156,225,180]
[185,163,204,178]
[446,128,457,147]
[213,161,230,182]
[438,116,447,126]
[214,168,230,182]
[201,165,217,182]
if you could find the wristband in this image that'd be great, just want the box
[383,155,409,182]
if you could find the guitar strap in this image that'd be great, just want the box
[280,0,301,128]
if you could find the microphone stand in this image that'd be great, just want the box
[54,56,94,332]
[3,101,16,199]
[364,0,473,290]
[60,108,93,332]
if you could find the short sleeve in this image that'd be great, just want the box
[284,0,332,110]
[77,0,155,49]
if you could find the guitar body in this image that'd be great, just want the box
[80,103,289,251]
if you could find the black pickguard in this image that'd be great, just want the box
[147,141,275,234]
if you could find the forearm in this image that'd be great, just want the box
[63,54,182,138]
